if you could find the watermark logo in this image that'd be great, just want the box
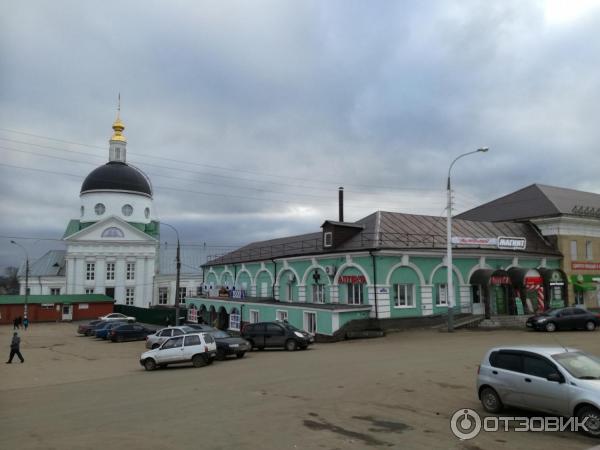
[450,409,589,440]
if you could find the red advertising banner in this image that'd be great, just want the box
[525,276,543,285]
[572,261,600,271]
[338,275,366,284]
[491,275,511,285]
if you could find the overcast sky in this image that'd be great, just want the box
[1,0,600,270]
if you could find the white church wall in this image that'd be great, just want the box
[80,191,154,224]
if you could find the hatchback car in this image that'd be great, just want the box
[145,326,203,349]
[242,321,313,351]
[140,333,217,371]
[109,324,154,342]
[526,307,600,332]
[95,321,126,339]
[477,345,600,436]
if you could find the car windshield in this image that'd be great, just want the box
[282,322,301,332]
[553,351,600,379]
[181,326,197,333]
[210,330,230,339]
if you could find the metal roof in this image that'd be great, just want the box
[205,210,559,266]
[457,183,600,222]
[0,294,114,305]
[18,250,66,277]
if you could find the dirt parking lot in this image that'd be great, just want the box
[0,323,599,450]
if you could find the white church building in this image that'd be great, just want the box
[17,110,204,308]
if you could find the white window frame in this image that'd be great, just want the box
[85,288,94,295]
[126,262,135,280]
[312,284,325,303]
[276,310,288,322]
[286,283,294,302]
[346,283,364,305]
[570,240,578,260]
[394,283,415,308]
[125,287,135,305]
[586,240,593,260]
[50,288,61,296]
[178,287,187,304]
[158,287,168,305]
[86,263,95,281]
[106,262,115,281]
[303,311,317,335]
[229,311,241,331]
[323,232,333,247]
[436,283,448,306]
[250,310,259,324]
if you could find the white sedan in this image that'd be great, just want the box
[99,313,136,322]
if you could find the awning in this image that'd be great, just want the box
[469,269,511,286]
[573,282,598,292]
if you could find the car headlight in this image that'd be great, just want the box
[294,331,304,338]
[536,318,547,323]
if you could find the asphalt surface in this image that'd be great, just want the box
[0,323,599,449]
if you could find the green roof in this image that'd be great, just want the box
[0,294,115,305]
[63,220,160,239]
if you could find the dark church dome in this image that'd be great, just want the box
[80,161,152,197]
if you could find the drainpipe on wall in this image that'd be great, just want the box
[370,251,379,319]
[271,259,277,301]
[201,266,205,295]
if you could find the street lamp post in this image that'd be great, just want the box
[11,240,29,318]
[446,147,489,332]
[161,223,182,326]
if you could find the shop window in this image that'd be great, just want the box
[276,310,288,322]
[570,240,578,260]
[229,309,241,331]
[347,283,364,305]
[394,284,414,308]
[250,310,259,323]
[436,284,448,306]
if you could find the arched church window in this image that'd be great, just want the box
[122,204,133,216]
[80,206,84,217]
[95,203,105,215]
[101,227,125,238]
[144,207,150,219]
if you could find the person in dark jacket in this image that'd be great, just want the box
[6,332,24,363]
[13,317,18,330]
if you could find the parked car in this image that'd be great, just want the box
[526,307,600,332]
[242,321,313,351]
[477,345,600,436]
[86,320,122,336]
[95,321,127,339]
[145,326,202,349]
[184,323,216,332]
[99,312,136,323]
[77,320,103,335]
[140,333,217,371]
[109,324,155,342]
[207,329,251,360]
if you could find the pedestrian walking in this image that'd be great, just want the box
[13,317,18,330]
[6,332,24,364]
[23,317,29,330]
[17,316,23,329]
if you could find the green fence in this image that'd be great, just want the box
[114,305,187,326]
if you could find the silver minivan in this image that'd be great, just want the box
[477,345,600,436]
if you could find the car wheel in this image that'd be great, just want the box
[144,359,157,371]
[192,354,206,368]
[586,321,596,331]
[216,349,226,361]
[545,322,557,332]
[205,355,214,365]
[577,405,600,437]
[480,387,503,413]
[236,352,245,359]
[151,343,160,349]
[246,340,254,351]
[285,339,298,351]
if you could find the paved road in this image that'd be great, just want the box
[0,323,598,449]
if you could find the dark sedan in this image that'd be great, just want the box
[77,320,103,335]
[95,321,127,339]
[207,329,251,360]
[109,324,154,342]
[526,306,600,332]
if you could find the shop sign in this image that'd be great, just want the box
[525,276,543,285]
[572,261,600,271]
[339,275,366,284]
[549,271,564,286]
[41,303,54,307]
[497,236,527,250]
[491,275,511,285]
[187,308,197,323]
[452,237,496,245]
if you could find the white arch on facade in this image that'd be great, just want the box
[205,269,219,287]
[219,268,235,286]
[253,268,274,286]
[466,263,494,283]
[235,268,253,286]
[301,264,332,286]
[428,263,465,285]
[385,262,426,286]
[333,262,372,285]
[276,266,302,286]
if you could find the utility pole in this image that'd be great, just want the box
[162,223,182,326]
[11,240,29,317]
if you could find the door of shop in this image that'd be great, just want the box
[62,304,72,321]
[471,286,484,315]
